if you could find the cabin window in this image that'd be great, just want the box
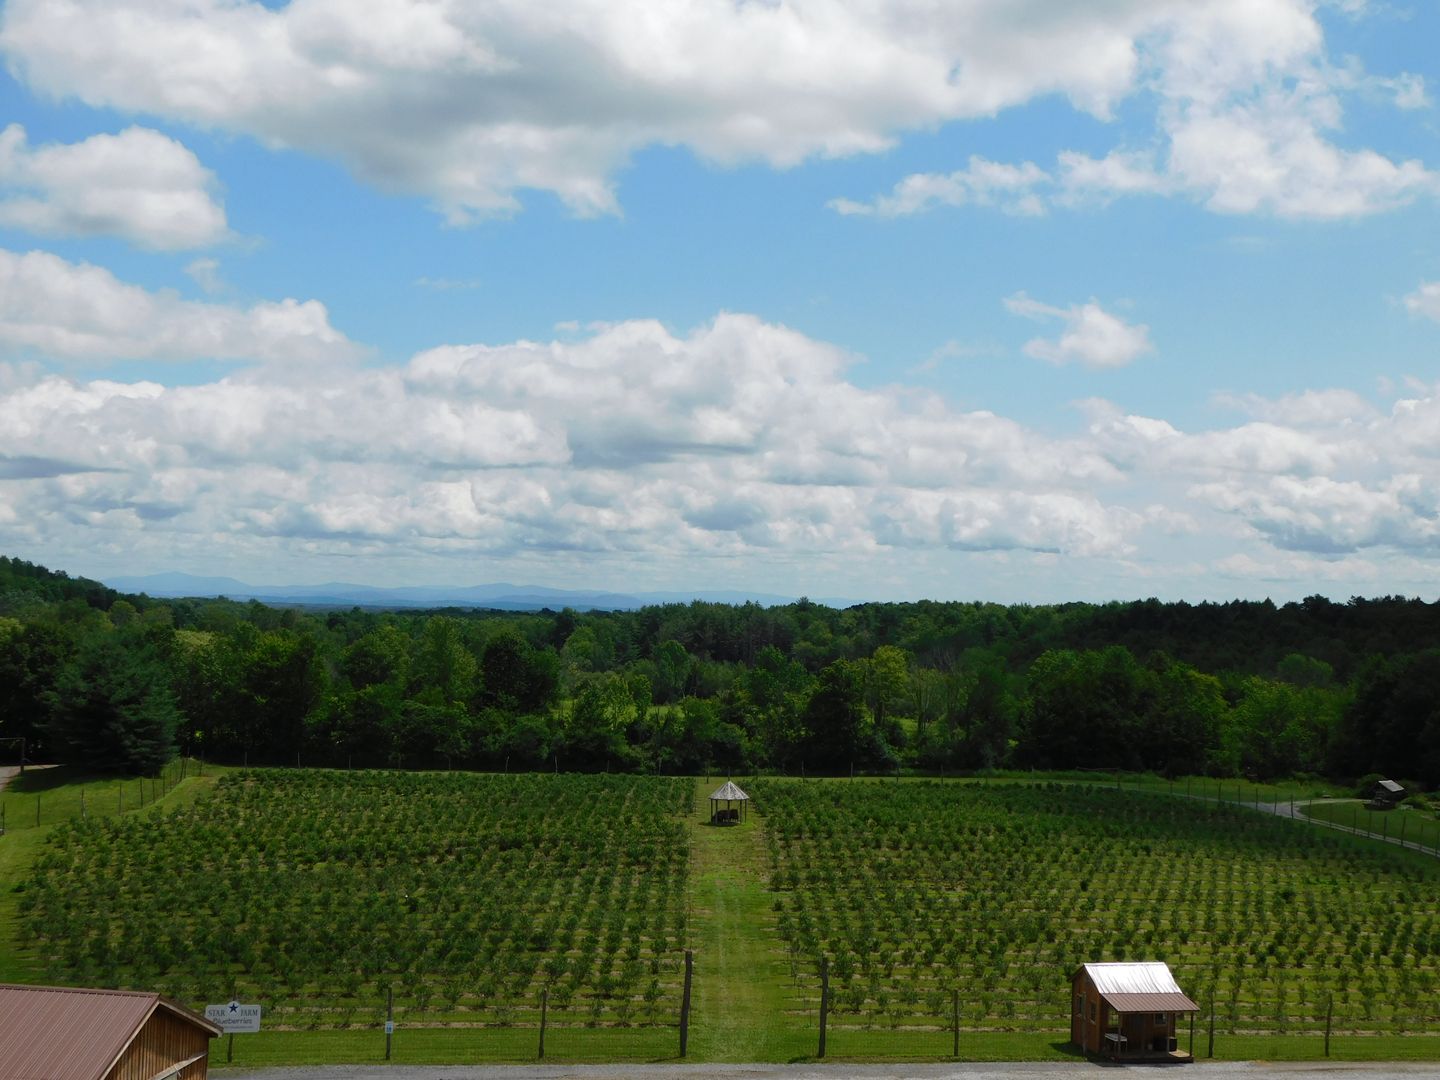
[1155,1012,1167,1024]
[1074,993,1084,1016]
[1089,1001,1098,1022]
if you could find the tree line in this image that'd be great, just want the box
[1,555,1437,787]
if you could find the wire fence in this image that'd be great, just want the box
[0,756,200,834]
[808,983,1440,1062]
[210,982,1440,1065]
[210,956,695,1066]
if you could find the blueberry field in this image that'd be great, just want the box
[756,779,1440,1045]
[17,771,692,1042]
[10,769,1440,1064]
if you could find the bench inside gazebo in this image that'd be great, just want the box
[708,780,750,825]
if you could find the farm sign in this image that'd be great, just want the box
[205,1000,262,1033]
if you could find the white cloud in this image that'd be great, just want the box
[829,157,1048,218]
[830,2,1436,222]
[0,248,357,365]
[1164,89,1435,220]
[0,313,1138,570]
[1388,72,1428,110]
[1192,474,1440,554]
[1404,281,1440,323]
[5,0,1413,224]
[184,257,224,294]
[0,125,227,249]
[7,314,1440,591]
[1004,293,1153,368]
[1212,388,1378,427]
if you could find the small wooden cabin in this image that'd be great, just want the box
[0,983,223,1080]
[1369,779,1405,809]
[1071,962,1197,1061]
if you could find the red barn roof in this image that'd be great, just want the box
[0,983,221,1080]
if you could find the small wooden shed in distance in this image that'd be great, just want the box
[1071,962,1198,1062]
[1369,778,1405,809]
[0,983,223,1080]
[708,780,750,824]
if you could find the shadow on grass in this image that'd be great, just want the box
[1048,1040,1087,1058]
[8,765,103,794]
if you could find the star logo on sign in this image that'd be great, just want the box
[229,1002,239,1013]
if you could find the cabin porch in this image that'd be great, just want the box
[1102,1012,1194,1062]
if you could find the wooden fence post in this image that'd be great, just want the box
[539,987,548,1059]
[385,985,393,1060]
[1207,994,1215,1058]
[952,987,959,1057]
[679,949,693,1057]
[1325,994,1333,1057]
[818,954,829,1058]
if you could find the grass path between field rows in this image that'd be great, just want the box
[685,778,814,1062]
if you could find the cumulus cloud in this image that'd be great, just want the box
[1192,474,1440,554]
[0,313,1141,571]
[831,2,1436,221]
[1404,281,1440,323]
[1212,388,1379,427]
[0,248,357,365]
[828,157,1048,218]
[0,125,227,249]
[5,0,1420,223]
[6,312,1440,590]
[1004,293,1153,368]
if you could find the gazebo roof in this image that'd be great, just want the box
[709,781,750,801]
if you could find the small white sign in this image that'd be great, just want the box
[205,1001,262,1034]
[384,1020,395,1035]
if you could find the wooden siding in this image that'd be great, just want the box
[1071,971,1107,1053]
[1071,970,1181,1056]
[105,1008,211,1080]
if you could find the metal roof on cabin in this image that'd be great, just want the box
[0,983,221,1080]
[1076,962,1199,1012]
[1102,991,1200,1013]
[1080,961,1184,995]
[708,781,749,801]
[1377,779,1405,793]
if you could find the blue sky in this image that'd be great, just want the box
[1,0,1439,603]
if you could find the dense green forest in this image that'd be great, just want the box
[2,555,1438,787]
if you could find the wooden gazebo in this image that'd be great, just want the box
[708,781,750,824]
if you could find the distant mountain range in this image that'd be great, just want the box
[104,571,854,611]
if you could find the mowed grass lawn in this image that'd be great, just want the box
[1302,799,1440,852]
[5,767,1440,1065]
